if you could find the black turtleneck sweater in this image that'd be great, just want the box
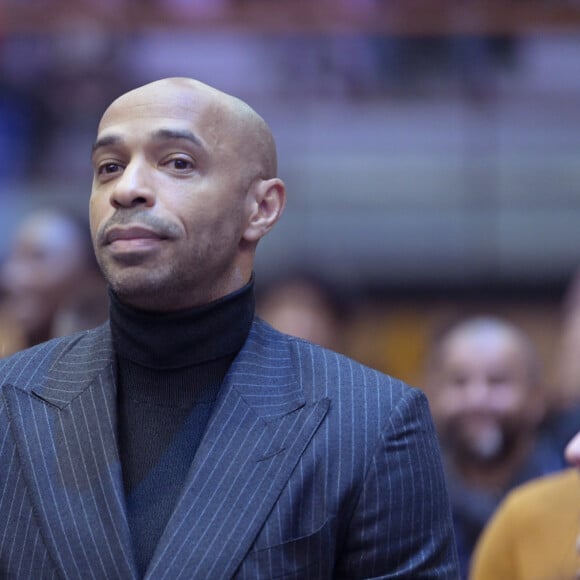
[110,280,255,577]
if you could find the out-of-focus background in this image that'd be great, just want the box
[2,0,580,410]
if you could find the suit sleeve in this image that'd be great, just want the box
[334,386,459,579]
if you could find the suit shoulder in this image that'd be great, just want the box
[255,318,422,406]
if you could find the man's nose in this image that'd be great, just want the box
[110,159,155,209]
[464,380,490,408]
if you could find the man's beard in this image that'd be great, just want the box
[441,418,522,468]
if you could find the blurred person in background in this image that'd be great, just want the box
[50,275,109,338]
[538,267,580,453]
[0,310,26,358]
[256,271,347,353]
[424,315,566,579]
[554,267,580,407]
[0,208,106,350]
[470,429,580,579]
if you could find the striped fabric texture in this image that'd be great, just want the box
[0,319,458,579]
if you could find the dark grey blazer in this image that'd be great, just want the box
[0,318,458,579]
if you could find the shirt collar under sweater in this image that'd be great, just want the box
[110,278,255,370]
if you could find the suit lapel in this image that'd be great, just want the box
[146,320,330,580]
[4,326,137,579]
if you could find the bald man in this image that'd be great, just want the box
[424,316,565,579]
[0,78,458,579]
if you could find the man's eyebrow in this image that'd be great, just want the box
[91,129,205,158]
[152,129,204,148]
[92,134,123,155]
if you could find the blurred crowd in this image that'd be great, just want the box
[0,208,108,356]
[0,27,514,190]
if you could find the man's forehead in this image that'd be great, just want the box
[96,85,238,153]
[446,332,518,356]
[101,80,230,125]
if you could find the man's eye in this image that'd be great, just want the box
[450,375,468,388]
[98,163,121,175]
[169,158,193,170]
[488,374,510,387]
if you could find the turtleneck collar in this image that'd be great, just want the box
[110,277,255,369]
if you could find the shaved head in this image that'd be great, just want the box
[90,76,285,310]
[430,316,540,386]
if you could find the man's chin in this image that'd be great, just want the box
[444,425,509,466]
[107,271,164,303]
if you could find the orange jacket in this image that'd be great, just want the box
[470,468,580,580]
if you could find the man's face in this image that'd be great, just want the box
[90,80,257,311]
[431,328,537,466]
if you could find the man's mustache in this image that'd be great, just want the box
[97,211,181,245]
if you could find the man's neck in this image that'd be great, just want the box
[109,277,255,369]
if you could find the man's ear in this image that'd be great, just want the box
[242,177,286,243]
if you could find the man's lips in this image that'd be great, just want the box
[104,226,168,245]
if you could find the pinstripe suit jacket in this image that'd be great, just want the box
[0,318,458,579]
